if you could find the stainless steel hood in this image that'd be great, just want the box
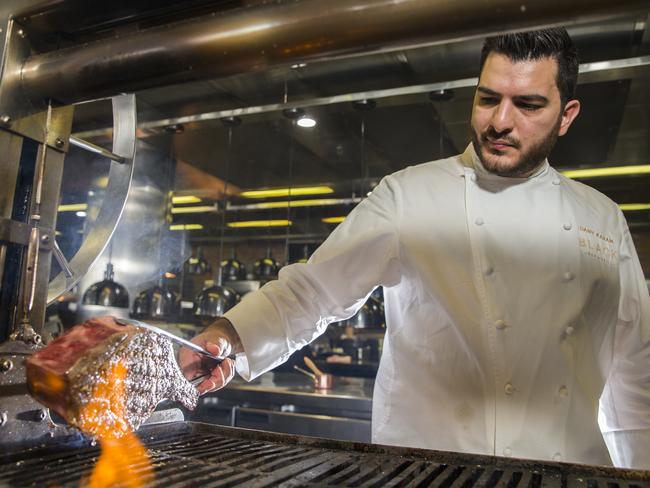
[16,0,650,108]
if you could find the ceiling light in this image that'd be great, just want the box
[227,220,292,228]
[95,176,109,188]
[561,164,650,179]
[297,117,316,128]
[170,224,204,231]
[172,195,202,204]
[239,186,334,199]
[322,216,346,224]
[75,211,87,218]
[619,203,650,211]
[58,203,88,212]
[171,205,215,214]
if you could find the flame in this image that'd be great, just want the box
[78,361,154,488]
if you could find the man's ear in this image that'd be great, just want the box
[558,99,580,137]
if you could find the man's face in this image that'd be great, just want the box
[470,52,579,177]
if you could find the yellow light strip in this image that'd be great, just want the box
[58,203,88,212]
[251,198,343,209]
[619,203,650,212]
[322,216,346,224]
[561,165,650,179]
[227,219,292,228]
[170,224,204,231]
[171,205,215,214]
[240,186,334,199]
[172,195,202,204]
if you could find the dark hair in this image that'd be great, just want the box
[480,28,579,106]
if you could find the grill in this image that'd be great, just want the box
[2,422,649,487]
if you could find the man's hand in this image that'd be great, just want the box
[178,318,243,395]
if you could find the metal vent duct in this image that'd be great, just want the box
[20,0,650,107]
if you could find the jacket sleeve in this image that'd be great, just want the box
[599,213,650,469]
[224,174,403,380]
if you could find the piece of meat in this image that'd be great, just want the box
[25,316,198,438]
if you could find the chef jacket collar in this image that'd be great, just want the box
[458,143,551,182]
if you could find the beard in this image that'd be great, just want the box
[470,116,561,177]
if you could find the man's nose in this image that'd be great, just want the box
[490,101,514,133]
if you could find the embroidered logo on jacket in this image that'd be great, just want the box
[578,226,618,265]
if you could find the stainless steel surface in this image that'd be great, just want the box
[196,373,373,441]
[205,372,373,411]
[28,145,65,331]
[0,339,77,448]
[232,406,370,443]
[76,54,650,139]
[194,283,240,319]
[0,132,22,223]
[81,269,130,308]
[0,218,31,246]
[115,317,234,363]
[0,133,31,339]
[0,11,76,146]
[131,284,181,320]
[51,239,73,279]
[47,94,137,304]
[69,135,126,164]
[20,0,650,108]
[3,421,649,486]
[19,226,39,321]
[75,303,131,323]
[75,129,181,314]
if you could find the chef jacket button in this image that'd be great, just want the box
[553,452,562,462]
[475,217,484,226]
[552,179,560,186]
[563,272,574,282]
[565,326,575,336]
[503,447,512,457]
[563,223,572,231]
[485,266,494,276]
[504,383,515,395]
[470,173,478,182]
[558,385,569,397]
[495,319,507,330]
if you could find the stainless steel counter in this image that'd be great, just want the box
[190,372,374,442]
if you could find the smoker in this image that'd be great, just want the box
[1,1,650,486]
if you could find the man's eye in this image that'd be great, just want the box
[518,103,542,111]
[479,97,498,105]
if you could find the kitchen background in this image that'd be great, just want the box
[44,8,650,445]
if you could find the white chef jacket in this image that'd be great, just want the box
[225,144,650,469]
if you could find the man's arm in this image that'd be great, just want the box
[599,213,650,469]
[179,173,404,390]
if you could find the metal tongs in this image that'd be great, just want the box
[114,318,235,364]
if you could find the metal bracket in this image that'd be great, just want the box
[0,218,53,247]
[47,93,137,304]
[0,218,30,245]
[0,20,74,148]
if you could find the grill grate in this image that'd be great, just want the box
[1,422,649,487]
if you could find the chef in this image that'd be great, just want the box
[179,28,650,469]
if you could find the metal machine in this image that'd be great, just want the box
[1,1,650,485]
